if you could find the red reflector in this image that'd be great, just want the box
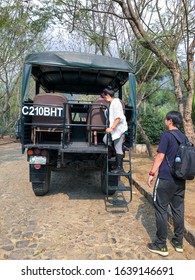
[41,150,47,156]
[34,164,41,169]
[27,149,33,155]
[34,148,41,155]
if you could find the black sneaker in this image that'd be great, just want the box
[170,239,183,253]
[147,242,169,257]
[111,167,124,174]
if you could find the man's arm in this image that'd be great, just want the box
[106,117,121,133]
[147,152,165,187]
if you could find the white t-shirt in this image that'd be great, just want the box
[109,98,127,140]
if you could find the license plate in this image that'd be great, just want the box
[22,105,64,117]
[29,156,47,165]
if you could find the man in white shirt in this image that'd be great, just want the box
[101,86,127,174]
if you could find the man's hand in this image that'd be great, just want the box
[147,175,154,188]
[106,127,113,134]
[147,152,165,187]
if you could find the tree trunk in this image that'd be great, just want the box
[114,0,195,144]
[137,120,153,158]
[171,68,195,143]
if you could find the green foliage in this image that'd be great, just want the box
[137,111,165,144]
[0,0,48,137]
[137,83,178,144]
[148,87,176,111]
[135,47,166,84]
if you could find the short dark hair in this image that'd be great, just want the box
[166,111,182,128]
[101,86,114,97]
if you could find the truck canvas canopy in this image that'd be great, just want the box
[22,51,135,97]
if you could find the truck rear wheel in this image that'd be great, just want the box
[32,166,51,196]
[101,159,117,195]
[101,172,117,196]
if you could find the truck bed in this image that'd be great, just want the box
[24,141,108,154]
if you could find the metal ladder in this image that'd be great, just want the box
[105,149,133,205]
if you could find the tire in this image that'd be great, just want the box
[101,159,117,195]
[32,166,51,196]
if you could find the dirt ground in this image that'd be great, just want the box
[1,140,195,260]
[1,135,195,235]
[0,135,16,145]
[131,147,195,228]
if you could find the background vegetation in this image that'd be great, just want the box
[0,0,194,156]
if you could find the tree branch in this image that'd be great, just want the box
[80,8,130,20]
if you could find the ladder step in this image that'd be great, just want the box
[108,171,131,176]
[108,186,131,191]
[108,158,130,163]
[105,151,132,205]
[108,200,128,206]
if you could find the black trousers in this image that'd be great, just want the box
[153,178,185,247]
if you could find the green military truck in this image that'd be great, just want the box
[19,52,136,204]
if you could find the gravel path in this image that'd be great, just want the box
[0,143,195,260]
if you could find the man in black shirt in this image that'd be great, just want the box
[147,111,186,257]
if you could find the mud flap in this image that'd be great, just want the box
[29,164,47,182]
